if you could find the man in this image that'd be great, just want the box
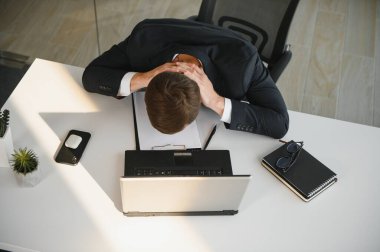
[82,18,289,138]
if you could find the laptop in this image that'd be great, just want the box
[120,150,251,216]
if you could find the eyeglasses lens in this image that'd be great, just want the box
[287,142,300,153]
[276,156,291,169]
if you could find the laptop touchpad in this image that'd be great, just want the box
[174,152,193,166]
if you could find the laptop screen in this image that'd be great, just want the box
[120,175,251,216]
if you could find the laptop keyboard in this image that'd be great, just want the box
[133,168,223,176]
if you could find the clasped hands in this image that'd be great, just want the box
[131,62,225,116]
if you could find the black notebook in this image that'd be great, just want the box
[262,141,337,201]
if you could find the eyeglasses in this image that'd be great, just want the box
[276,141,303,173]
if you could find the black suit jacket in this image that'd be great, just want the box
[82,18,289,138]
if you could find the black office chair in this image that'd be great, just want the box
[189,0,299,82]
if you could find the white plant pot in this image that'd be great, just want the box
[0,127,14,168]
[14,168,41,187]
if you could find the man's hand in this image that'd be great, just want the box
[130,62,183,92]
[177,62,225,117]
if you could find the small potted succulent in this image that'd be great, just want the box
[0,109,14,167]
[11,147,40,187]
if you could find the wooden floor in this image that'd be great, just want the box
[1,0,379,127]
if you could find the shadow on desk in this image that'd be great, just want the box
[40,111,135,213]
[39,109,271,214]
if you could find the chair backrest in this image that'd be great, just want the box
[197,0,299,65]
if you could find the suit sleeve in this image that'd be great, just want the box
[82,39,131,97]
[227,55,289,139]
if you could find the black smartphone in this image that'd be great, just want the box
[55,130,91,165]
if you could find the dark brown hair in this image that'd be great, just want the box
[145,72,201,134]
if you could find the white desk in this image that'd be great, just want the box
[1,59,380,252]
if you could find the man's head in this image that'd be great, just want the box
[145,72,201,134]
